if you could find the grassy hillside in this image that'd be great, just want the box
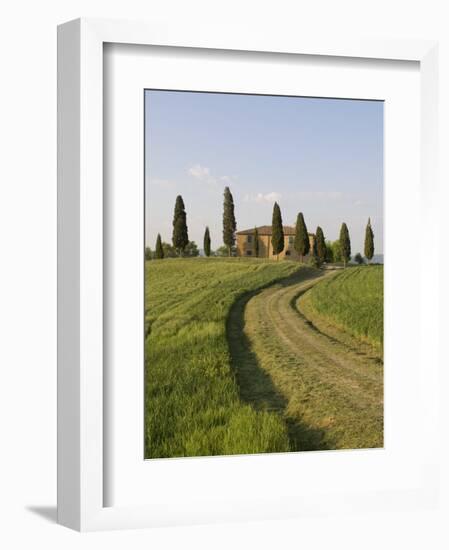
[299,266,383,350]
[144,257,305,459]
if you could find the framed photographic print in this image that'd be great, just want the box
[58,18,440,530]
[143,89,384,460]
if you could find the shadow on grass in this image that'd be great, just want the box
[226,269,331,452]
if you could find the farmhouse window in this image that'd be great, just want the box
[247,235,253,243]
[246,250,252,255]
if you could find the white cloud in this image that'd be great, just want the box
[187,164,237,190]
[295,191,343,200]
[258,192,281,203]
[188,164,211,179]
[244,191,282,203]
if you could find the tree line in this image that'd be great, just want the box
[268,202,374,267]
[145,187,238,260]
[145,187,375,266]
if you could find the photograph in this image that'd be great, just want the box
[144,89,383,459]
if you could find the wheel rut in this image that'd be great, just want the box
[227,268,383,451]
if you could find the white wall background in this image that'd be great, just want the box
[1,1,448,548]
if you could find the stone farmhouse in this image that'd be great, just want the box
[236,225,315,260]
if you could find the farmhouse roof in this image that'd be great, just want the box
[236,225,314,236]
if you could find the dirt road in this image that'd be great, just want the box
[227,268,383,451]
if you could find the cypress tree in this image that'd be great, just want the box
[155,233,164,259]
[223,186,236,256]
[203,226,211,257]
[172,195,188,256]
[325,240,334,263]
[315,226,326,264]
[364,217,375,263]
[254,227,259,258]
[271,202,284,261]
[294,212,310,262]
[339,222,351,268]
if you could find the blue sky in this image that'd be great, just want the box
[145,90,383,255]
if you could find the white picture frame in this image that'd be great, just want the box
[57,17,440,531]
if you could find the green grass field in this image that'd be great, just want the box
[299,266,383,350]
[145,260,383,458]
[144,257,305,459]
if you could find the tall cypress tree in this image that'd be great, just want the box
[223,186,236,256]
[254,227,259,258]
[294,212,310,262]
[339,222,351,268]
[172,195,188,256]
[364,217,374,263]
[203,226,211,257]
[155,233,164,259]
[315,226,326,264]
[271,202,284,261]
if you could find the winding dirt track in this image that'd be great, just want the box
[227,269,383,451]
